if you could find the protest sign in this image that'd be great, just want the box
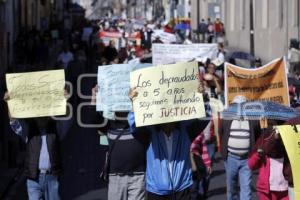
[130,62,206,127]
[152,43,218,65]
[97,63,152,112]
[6,70,66,118]
[99,31,122,49]
[224,58,289,107]
[99,31,141,49]
[151,30,177,44]
[277,125,300,200]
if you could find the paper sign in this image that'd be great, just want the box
[130,62,206,127]
[97,63,152,112]
[225,58,289,107]
[277,125,300,200]
[6,70,66,118]
[152,43,218,65]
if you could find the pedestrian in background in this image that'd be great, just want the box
[198,19,208,43]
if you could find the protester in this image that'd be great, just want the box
[220,95,261,200]
[4,93,65,200]
[103,40,118,63]
[190,122,213,200]
[207,18,214,44]
[203,62,223,99]
[128,87,209,200]
[91,86,148,200]
[198,19,208,43]
[217,43,226,64]
[248,120,289,200]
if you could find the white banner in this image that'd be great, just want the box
[151,30,177,44]
[152,43,218,65]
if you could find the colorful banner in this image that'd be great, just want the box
[99,31,141,49]
[130,62,206,127]
[277,125,300,200]
[97,63,152,112]
[152,43,218,65]
[224,58,289,106]
[6,70,66,118]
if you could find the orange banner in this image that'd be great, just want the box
[225,58,289,106]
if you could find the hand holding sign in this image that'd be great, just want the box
[130,62,206,127]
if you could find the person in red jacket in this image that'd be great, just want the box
[248,120,289,200]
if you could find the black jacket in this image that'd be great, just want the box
[23,119,62,180]
[26,133,61,179]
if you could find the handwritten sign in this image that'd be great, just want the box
[97,63,152,112]
[6,70,66,118]
[130,62,206,127]
[152,43,218,65]
[224,58,289,107]
[277,125,300,200]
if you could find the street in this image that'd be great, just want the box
[0,0,298,200]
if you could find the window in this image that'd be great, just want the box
[262,0,268,29]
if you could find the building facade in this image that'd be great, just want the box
[190,0,225,31]
[191,0,300,63]
[225,0,299,63]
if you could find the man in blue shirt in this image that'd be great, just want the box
[128,89,209,200]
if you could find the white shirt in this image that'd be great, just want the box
[39,135,51,170]
[217,52,225,63]
[269,158,289,191]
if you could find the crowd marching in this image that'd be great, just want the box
[2,16,300,200]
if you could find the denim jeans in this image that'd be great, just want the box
[224,154,252,200]
[27,174,60,200]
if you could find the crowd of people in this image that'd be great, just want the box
[2,16,300,200]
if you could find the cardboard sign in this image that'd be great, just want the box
[6,70,66,118]
[130,62,206,127]
[224,58,289,107]
[277,125,300,200]
[152,43,218,65]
